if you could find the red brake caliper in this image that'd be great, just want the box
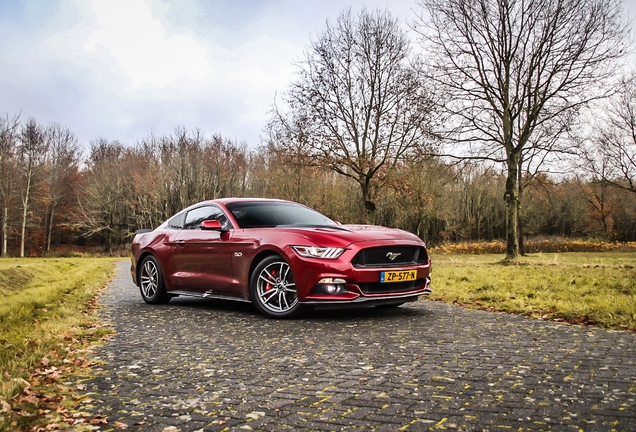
[265,269,277,292]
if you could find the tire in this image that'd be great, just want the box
[138,255,170,304]
[250,255,302,318]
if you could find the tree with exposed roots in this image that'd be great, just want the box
[271,8,435,223]
[414,0,628,259]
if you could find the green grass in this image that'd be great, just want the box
[428,252,636,330]
[0,258,115,431]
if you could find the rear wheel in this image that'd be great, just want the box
[139,256,170,304]
[250,255,302,318]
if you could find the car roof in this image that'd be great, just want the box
[179,198,295,212]
[213,197,290,205]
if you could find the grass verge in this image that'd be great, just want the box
[430,239,636,254]
[428,252,636,330]
[0,258,116,431]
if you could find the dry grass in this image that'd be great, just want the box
[428,252,636,330]
[0,258,115,431]
[430,238,636,254]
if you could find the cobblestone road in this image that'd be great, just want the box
[79,261,636,431]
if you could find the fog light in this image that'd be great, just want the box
[324,284,339,294]
[314,278,348,295]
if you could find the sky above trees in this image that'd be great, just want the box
[0,0,420,148]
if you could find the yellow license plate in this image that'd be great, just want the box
[380,270,417,283]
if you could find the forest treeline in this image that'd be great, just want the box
[2,0,635,257]
[0,118,634,257]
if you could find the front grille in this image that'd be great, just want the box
[359,279,424,294]
[352,246,427,268]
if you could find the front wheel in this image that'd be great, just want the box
[250,255,302,318]
[139,256,170,304]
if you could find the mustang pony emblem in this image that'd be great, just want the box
[386,252,401,261]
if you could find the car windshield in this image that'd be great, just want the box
[226,202,335,228]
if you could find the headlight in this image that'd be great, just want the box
[292,246,345,259]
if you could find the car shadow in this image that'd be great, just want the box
[165,295,428,322]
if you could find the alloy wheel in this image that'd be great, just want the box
[255,261,298,313]
[140,259,159,299]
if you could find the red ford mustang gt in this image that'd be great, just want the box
[131,198,431,318]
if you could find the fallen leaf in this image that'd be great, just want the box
[55,406,68,415]
[18,395,39,406]
[0,399,10,413]
[88,416,108,425]
[15,377,31,390]
[114,421,129,429]
[41,357,50,366]
[246,411,265,420]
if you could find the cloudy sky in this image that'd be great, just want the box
[0,0,420,148]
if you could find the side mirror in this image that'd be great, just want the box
[200,220,224,231]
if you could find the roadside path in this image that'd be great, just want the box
[79,261,636,431]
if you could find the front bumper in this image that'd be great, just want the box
[285,241,432,304]
[302,278,431,309]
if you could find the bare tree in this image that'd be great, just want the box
[43,123,81,252]
[274,8,435,222]
[18,119,48,257]
[78,139,130,252]
[264,102,320,203]
[579,180,617,239]
[0,113,20,256]
[584,75,636,194]
[415,0,628,258]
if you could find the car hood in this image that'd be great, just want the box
[273,224,424,248]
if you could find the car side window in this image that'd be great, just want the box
[184,205,231,230]
[167,212,185,229]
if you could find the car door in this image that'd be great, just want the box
[171,205,235,295]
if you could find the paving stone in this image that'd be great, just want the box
[77,262,636,431]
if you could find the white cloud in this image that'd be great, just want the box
[0,0,422,147]
[84,0,211,88]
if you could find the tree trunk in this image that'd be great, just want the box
[20,174,31,257]
[504,161,519,259]
[20,201,28,257]
[2,206,7,257]
[47,205,54,252]
[359,179,370,224]
[517,167,525,256]
[518,210,525,256]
